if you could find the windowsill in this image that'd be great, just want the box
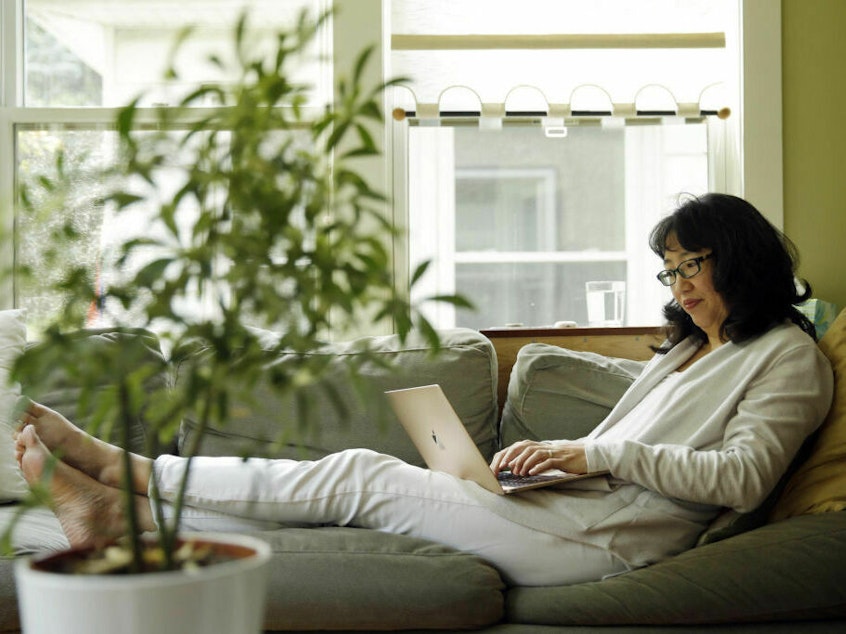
[480,325,662,338]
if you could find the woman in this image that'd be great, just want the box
[16,193,833,587]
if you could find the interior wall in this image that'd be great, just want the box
[782,0,846,312]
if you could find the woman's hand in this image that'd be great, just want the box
[490,440,588,476]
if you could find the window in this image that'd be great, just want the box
[389,0,749,329]
[0,0,785,336]
[1,0,330,333]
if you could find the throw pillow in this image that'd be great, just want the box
[771,307,846,520]
[797,298,839,339]
[499,344,645,447]
[0,309,27,501]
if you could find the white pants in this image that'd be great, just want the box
[151,449,627,586]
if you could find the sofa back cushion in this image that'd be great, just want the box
[177,328,499,466]
[499,343,645,446]
[771,307,846,519]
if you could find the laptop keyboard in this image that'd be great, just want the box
[496,471,561,486]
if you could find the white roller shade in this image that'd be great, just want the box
[390,0,734,121]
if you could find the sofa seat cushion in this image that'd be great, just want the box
[505,511,846,626]
[0,505,69,555]
[257,526,504,631]
[179,327,499,466]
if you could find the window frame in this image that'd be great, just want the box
[385,0,783,328]
[0,0,783,325]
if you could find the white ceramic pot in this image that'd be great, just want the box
[15,532,272,634]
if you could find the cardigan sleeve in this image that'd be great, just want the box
[583,337,833,513]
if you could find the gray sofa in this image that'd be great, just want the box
[1,323,845,632]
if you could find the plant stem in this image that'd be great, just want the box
[161,386,213,569]
[118,381,142,573]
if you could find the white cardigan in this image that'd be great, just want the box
[466,322,833,570]
[585,321,834,512]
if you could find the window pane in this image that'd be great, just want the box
[14,126,195,333]
[408,121,709,329]
[15,124,316,335]
[455,261,627,329]
[25,0,328,107]
[455,127,626,252]
[15,128,116,333]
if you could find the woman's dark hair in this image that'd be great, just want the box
[648,193,815,350]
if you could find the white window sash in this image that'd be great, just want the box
[387,0,782,327]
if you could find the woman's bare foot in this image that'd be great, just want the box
[15,398,152,494]
[15,425,155,548]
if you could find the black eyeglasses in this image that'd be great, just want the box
[656,253,713,286]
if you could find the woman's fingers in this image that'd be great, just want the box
[491,441,551,475]
[527,447,555,475]
[490,441,528,473]
[491,441,589,476]
[516,445,554,475]
[530,444,588,475]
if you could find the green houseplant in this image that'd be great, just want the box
[6,10,468,634]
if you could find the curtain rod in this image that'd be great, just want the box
[392,33,726,51]
[394,108,730,121]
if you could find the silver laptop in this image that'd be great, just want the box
[385,384,607,495]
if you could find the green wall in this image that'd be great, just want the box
[782,0,846,312]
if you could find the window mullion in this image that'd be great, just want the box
[1,0,23,308]
[1,0,22,107]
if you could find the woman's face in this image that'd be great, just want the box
[663,233,729,344]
